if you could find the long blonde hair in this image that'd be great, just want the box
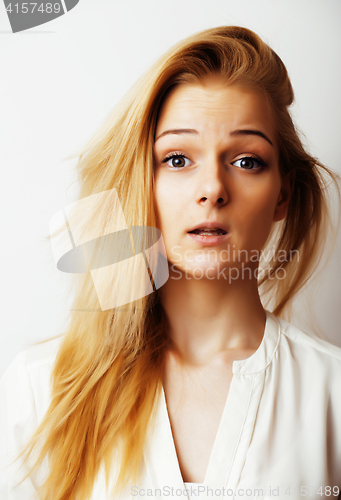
[17,25,340,499]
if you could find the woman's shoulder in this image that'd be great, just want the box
[2,335,63,380]
[0,336,63,420]
[0,338,64,497]
[275,313,341,371]
[272,315,341,434]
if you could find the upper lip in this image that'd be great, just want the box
[187,221,229,233]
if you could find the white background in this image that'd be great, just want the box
[1,0,340,377]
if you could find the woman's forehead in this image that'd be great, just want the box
[155,80,277,147]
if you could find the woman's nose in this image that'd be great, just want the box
[196,158,229,207]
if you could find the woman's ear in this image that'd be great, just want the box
[273,172,294,222]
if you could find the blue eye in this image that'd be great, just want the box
[161,153,191,169]
[232,156,266,170]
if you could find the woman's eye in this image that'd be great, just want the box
[231,156,266,170]
[161,154,191,169]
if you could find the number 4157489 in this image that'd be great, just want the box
[6,3,62,14]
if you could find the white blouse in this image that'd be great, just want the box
[1,311,341,500]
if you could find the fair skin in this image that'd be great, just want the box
[153,75,291,483]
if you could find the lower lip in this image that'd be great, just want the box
[187,232,230,246]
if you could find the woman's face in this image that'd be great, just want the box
[153,76,290,279]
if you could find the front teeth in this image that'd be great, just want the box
[196,230,225,235]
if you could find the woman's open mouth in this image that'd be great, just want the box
[187,227,230,245]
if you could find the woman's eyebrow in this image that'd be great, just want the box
[154,128,198,142]
[230,129,274,147]
[154,128,273,147]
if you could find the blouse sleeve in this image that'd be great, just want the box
[0,351,40,500]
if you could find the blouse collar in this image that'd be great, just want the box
[232,310,281,376]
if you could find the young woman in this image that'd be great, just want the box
[1,26,341,500]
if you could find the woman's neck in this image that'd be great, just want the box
[160,266,266,365]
